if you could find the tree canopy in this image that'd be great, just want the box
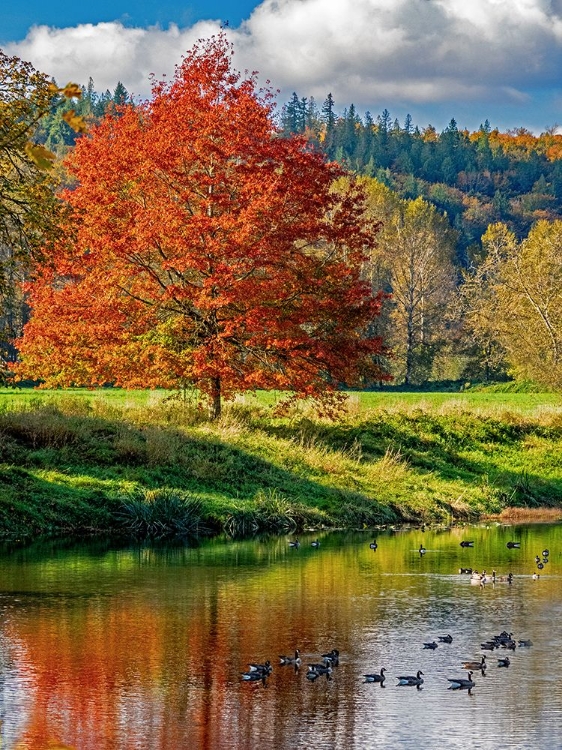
[0,52,59,286]
[0,51,86,369]
[17,36,388,416]
[463,221,562,389]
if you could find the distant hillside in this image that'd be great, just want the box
[279,93,562,262]
[38,81,562,263]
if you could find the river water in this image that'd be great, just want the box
[0,522,561,749]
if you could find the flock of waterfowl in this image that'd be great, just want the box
[241,648,340,685]
[241,629,533,691]
[241,534,547,689]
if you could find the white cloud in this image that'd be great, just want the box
[5,0,562,128]
[5,21,222,98]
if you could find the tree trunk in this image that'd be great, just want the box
[404,303,415,386]
[209,376,221,420]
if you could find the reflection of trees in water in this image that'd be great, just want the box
[1,525,561,748]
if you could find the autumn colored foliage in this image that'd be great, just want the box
[18,36,388,416]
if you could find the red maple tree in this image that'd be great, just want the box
[17,35,389,417]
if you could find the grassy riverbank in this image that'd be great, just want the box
[0,388,561,540]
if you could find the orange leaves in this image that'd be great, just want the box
[19,35,388,412]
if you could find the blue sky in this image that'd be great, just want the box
[4,0,562,134]
[1,1,259,42]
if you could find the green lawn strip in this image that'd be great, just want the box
[0,390,560,538]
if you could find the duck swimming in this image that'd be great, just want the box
[241,671,268,684]
[279,649,301,666]
[448,671,475,689]
[321,649,339,666]
[247,660,272,674]
[397,670,424,686]
[462,656,486,670]
[364,668,386,683]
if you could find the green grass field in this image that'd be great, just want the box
[0,386,561,540]
[3,386,559,414]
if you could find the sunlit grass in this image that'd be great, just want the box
[0,386,561,539]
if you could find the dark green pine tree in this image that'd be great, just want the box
[112,81,130,105]
[93,90,112,117]
[321,93,337,156]
[375,108,392,167]
[281,92,306,134]
[343,103,360,161]
[305,96,320,132]
[356,110,374,166]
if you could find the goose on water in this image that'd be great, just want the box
[370,540,378,550]
[321,649,340,665]
[423,641,438,650]
[306,668,332,681]
[306,670,321,681]
[419,544,426,555]
[481,642,498,651]
[247,660,272,674]
[438,634,453,644]
[308,664,332,675]
[279,650,301,666]
[497,657,510,667]
[492,631,513,644]
[448,671,475,689]
[364,668,386,683]
[462,656,486,670]
[307,664,332,681]
[506,541,521,549]
[397,670,424,686]
[311,539,320,548]
[241,671,268,684]
[460,541,474,547]
[288,539,300,548]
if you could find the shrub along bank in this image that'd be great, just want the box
[0,391,561,540]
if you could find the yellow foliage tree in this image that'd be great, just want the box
[0,50,83,363]
[340,177,458,384]
[466,221,562,388]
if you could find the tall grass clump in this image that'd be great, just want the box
[116,488,207,539]
[224,488,329,537]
